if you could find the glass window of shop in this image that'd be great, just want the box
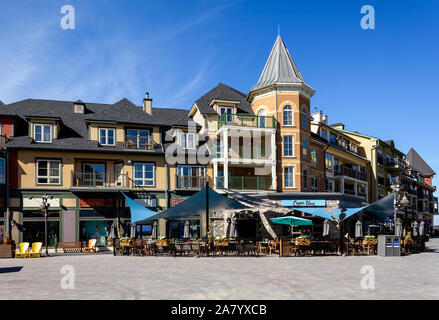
[79,208,130,246]
[22,211,60,247]
[136,224,152,238]
[169,220,200,239]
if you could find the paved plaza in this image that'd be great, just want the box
[1,239,439,300]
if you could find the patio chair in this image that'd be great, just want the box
[83,239,97,253]
[191,243,201,256]
[135,239,145,256]
[182,243,192,256]
[15,242,29,258]
[174,243,184,256]
[28,242,43,258]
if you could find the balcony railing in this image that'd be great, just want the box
[218,113,275,129]
[329,138,359,155]
[385,158,406,169]
[176,175,206,190]
[357,191,367,198]
[71,172,129,189]
[125,135,154,150]
[344,189,356,195]
[334,165,367,181]
[216,176,272,190]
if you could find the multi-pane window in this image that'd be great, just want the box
[0,158,5,184]
[283,106,293,126]
[302,138,308,159]
[321,129,328,140]
[180,132,195,149]
[303,168,308,189]
[99,128,115,146]
[325,154,334,172]
[284,167,294,188]
[34,124,52,143]
[329,133,336,144]
[311,176,318,192]
[177,166,205,189]
[133,163,155,186]
[311,148,318,168]
[83,163,105,187]
[302,109,307,129]
[220,107,233,122]
[37,160,61,185]
[126,129,150,149]
[283,136,293,157]
[326,179,333,192]
[377,149,384,164]
[258,110,266,128]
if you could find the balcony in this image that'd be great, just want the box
[218,113,275,129]
[216,176,272,191]
[329,138,359,155]
[71,172,129,190]
[385,158,406,171]
[176,175,206,190]
[334,165,367,182]
[125,135,154,150]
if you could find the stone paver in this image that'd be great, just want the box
[1,239,439,300]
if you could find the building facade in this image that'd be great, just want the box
[0,35,437,243]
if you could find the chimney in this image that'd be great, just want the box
[312,108,327,124]
[143,92,152,115]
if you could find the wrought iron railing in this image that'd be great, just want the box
[176,175,206,190]
[334,165,367,181]
[218,113,276,129]
[125,135,154,150]
[71,172,129,188]
[216,176,272,190]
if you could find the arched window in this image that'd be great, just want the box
[302,108,307,129]
[258,110,266,128]
[283,106,292,126]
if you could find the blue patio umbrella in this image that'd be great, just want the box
[270,216,313,226]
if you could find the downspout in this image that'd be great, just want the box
[5,143,10,240]
[371,141,379,203]
[162,128,169,209]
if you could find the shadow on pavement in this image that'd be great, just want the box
[0,266,23,274]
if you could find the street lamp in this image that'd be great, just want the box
[391,183,409,236]
[30,194,53,256]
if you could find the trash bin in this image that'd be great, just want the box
[378,235,401,256]
[279,237,290,257]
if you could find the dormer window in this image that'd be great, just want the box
[99,128,115,146]
[219,107,233,122]
[180,132,195,149]
[34,124,52,143]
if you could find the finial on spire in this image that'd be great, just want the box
[278,24,280,36]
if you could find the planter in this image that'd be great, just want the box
[0,243,16,258]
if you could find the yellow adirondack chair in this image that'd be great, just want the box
[15,242,29,258]
[28,242,43,258]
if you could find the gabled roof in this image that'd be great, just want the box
[250,35,307,92]
[406,148,435,176]
[194,83,254,115]
[4,98,194,152]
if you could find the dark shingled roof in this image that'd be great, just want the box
[4,98,194,152]
[406,148,435,176]
[195,83,254,115]
[0,101,16,116]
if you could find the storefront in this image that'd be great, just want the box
[168,218,200,239]
[22,210,61,246]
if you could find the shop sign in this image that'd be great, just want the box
[23,197,60,208]
[282,200,326,207]
[80,198,113,208]
[170,199,185,207]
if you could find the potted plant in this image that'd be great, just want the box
[363,235,377,245]
[0,236,16,258]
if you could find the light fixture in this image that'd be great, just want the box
[399,193,410,207]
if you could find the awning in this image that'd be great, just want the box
[271,216,313,226]
[123,194,158,223]
[291,193,398,222]
[136,187,248,224]
[291,206,369,221]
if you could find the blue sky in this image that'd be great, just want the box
[0,0,438,189]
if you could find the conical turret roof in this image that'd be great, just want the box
[250,35,307,92]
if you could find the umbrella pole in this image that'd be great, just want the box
[205,182,209,257]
